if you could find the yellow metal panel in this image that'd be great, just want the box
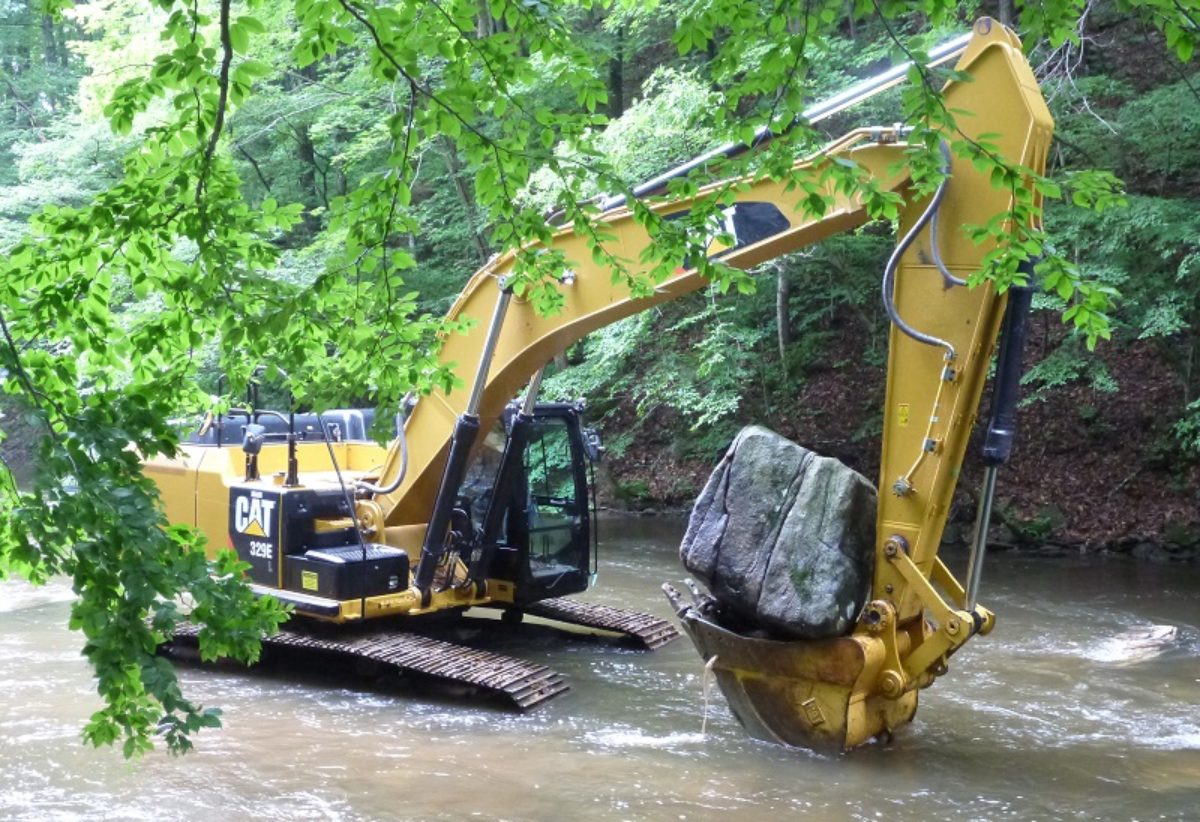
[142,448,206,527]
[867,19,1053,678]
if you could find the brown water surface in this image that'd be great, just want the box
[2,515,1198,820]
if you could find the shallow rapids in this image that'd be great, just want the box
[2,516,1197,820]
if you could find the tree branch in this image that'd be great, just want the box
[196,0,233,205]
[0,310,72,434]
[0,71,46,140]
[236,144,272,193]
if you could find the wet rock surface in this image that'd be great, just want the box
[680,426,877,639]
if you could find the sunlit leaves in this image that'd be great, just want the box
[1116,0,1198,63]
[1174,398,1200,456]
[0,0,299,758]
[1062,169,1127,212]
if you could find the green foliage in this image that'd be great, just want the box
[601,68,718,181]
[1174,399,1200,457]
[639,299,768,430]
[524,65,718,206]
[0,0,450,757]
[0,1,83,180]
[1000,503,1066,546]
[1117,0,1199,62]
[615,477,652,505]
[541,295,759,458]
[1043,192,1200,405]
[782,231,893,361]
[1021,334,1119,404]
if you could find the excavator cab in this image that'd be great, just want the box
[462,402,595,605]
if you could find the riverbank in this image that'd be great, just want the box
[596,503,1200,563]
[593,330,1200,562]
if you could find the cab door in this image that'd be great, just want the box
[516,406,592,602]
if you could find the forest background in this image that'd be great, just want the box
[0,0,1197,755]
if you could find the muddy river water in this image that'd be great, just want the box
[1,515,1197,821]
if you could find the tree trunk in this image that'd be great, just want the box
[607,24,624,118]
[41,15,57,66]
[476,0,507,37]
[477,0,491,37]
[440,137,492,267]
[294,64,323,233]
[296,126,317,194]
[998,0,1015,26]
[57,22,69,68]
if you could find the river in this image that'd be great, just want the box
[1,515,1197,821]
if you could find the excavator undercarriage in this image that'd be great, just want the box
[160,596,677,709]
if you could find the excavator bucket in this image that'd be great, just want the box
[664,584,917,751]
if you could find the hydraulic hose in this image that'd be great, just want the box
[929,141,967,288]
[880,140,959,362]
[317,411,371,619]
[883,140,964,495]
[353,418,409,496]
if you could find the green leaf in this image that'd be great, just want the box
[229,23,249,55]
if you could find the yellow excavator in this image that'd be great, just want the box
[144,18,1051,746]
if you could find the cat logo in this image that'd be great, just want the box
[233,492,277,538]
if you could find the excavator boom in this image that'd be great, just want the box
[373,135,910,527]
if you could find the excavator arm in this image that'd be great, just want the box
[356,18,1051,747]
[664,20,1052,748]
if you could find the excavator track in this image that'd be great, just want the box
[160,621,570,710]
[521,598,680,650]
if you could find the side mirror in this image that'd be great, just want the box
[582,427,604,463]
[242,423,266,456]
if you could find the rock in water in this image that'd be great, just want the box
[680,426,876,639]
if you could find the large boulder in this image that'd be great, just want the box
[680,426,877,639]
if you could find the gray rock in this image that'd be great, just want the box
[680,426,876,639]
